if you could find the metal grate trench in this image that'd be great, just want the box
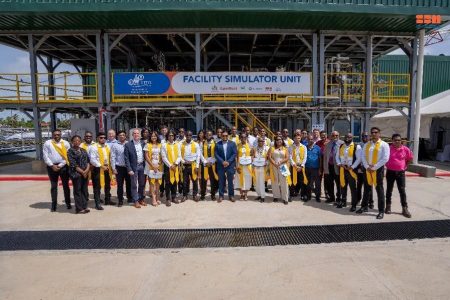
[1,219,449,251]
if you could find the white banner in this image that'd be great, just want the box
[171,72,311,94]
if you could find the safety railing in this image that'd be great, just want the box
[325,72,365,102]
[0,73,98,104]
[112,94,195,103]
[372,73,410,104]
[0,74,33,104]
[36,72,97,103]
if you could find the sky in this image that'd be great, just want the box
[1,26,449,119]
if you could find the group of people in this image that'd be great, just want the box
[43,124,413,219]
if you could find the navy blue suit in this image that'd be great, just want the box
[215,140,237,197]
[124,140,147,202]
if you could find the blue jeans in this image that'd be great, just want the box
[218,167,235,197]
[131,164,146,202]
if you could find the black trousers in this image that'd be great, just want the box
[91,167,111,207]
[182,164,198,196]
[115,165,132,202]
[71,175,89,212]
[357,170,373,206]
[386,170,408,208]
[290,167,306,197]
[361,166,386,212]
[305,168,321,200]
[160,172,165,194]
[339,168,357,206]
[46,165,71,206]
[325,164,341,202]
[164,165,177,199]
[200,164,218,198]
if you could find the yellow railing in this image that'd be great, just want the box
[325,72,410,103]
[372,73,410,104]
[0,72,98,104]
[112,94,195,103]
[326,72,365,102]
[231,108,275,140]
[0,74,33,104]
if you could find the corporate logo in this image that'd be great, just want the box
[128,74,152,88]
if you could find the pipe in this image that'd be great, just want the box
[413,29,425,164]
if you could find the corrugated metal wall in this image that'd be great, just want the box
[374,55,450,98]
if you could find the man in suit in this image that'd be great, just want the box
[323,131,344,204]
[124,128,147,208]
[214,130,238,202]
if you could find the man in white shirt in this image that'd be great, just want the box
[89,132,115,209]
[289,134,307,200]
[357,127,390,219]
[43,129,71,212]
[179,131,201,202]
[335,133,362,210]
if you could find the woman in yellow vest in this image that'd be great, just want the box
[144,131,163,206]
[161,130,181,206]
[235,133,254,201]
[252,137,270,202]
[269,136,291,205]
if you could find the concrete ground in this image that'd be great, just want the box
[0,173,449,299]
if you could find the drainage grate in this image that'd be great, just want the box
[1,219,449,251]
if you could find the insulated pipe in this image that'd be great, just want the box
[413,29,425,164]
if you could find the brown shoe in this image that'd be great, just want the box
[402,207,412,218]
[385,205,392,214]
[139,200,148,206]
[218,197,223,203]
[134,202,141,209]
[229,197,235,202]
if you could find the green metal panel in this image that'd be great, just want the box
[375,55,450,98]
[0,0,449,31]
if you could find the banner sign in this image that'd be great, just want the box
[171,72,311,94]
[113,72,311,95]
[113,73,171,95]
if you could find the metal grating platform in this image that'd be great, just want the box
[1,220,449,251]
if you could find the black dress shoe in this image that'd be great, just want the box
[288,197,292,202]
[325,199,334,203]
[260,198,265,203]
[342,201,347,208]
[376,212,384,219]
[95,205,104,210]
[336,202,343,208]
[118,201,123,207]
[316,198,321,203]
[356,207,368,214]
[273,198,279,202]
[106,200,116,206]
[255,196,261,200]
[304,197,311,202]
[66,204,72,209]
[166,199,171,207]
[385,205,392,214]
[349,206,356,212]
[283,200,288,205]
[369,204,374,209]
[265,188,270,193]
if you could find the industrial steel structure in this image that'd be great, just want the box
[0,0,449,163]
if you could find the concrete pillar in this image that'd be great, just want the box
[408,36,418,144]
[413,29,425,164]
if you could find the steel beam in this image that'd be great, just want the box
[96,33,104,105]
[408,37,418,143]
[319,33,325,99]
[103,33,111,106]
[364,35,373,132]
[413,30,425,164]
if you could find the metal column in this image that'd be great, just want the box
[28,34,43,161]
[103,33,112,131]
[413,29,425,164]
[194,33,202,131]
[318,33,325,131]
[364,35,373,132]
[47,57,57,131]
[96,33,104,105]
[408,36,418,144]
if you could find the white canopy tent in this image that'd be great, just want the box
[370,89,450,139]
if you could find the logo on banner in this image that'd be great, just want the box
[113,73,171,95]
